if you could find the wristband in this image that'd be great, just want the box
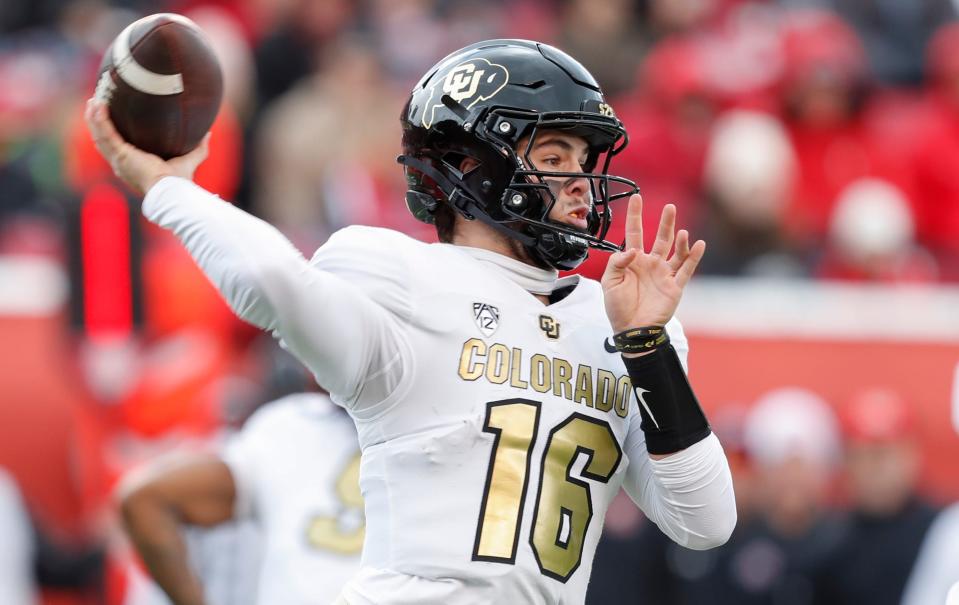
[623,345,711,455]
[612,325,670,353]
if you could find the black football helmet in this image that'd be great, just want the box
[398,39,638,270]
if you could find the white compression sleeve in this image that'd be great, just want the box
[622,432,737,550]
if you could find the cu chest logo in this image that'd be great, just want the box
[539,315,560,340]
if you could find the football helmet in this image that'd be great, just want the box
[398,39,638,270]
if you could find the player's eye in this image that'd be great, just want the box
[541,155,575,171]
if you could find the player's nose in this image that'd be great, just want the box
[561,174,589,202]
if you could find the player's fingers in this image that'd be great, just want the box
[180,132,211,163]
[601,249,637,284]
[610,248,637,270]
[85,100,124,158]
[623,194,644,251]
[668,229,690,272]
[649,204,676,258]
[675,239,706,288]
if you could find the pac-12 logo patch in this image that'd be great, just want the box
[422,58,509,128]
[473,302,500,337]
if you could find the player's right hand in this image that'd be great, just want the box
[600,194,705,334]
[84,99,209,196]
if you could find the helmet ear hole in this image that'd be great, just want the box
[440,152,480,177]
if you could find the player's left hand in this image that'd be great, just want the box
[601,194,705,334]
[84,99,209,196]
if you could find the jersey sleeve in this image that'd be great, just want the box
[620,318,737,550]
[142,178,410,411]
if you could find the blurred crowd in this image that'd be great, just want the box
[588,385,954,605]
[2,0,959,604]
[5,0,959,280]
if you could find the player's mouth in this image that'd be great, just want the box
[563,206,590,232]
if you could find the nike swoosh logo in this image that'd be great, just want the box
[635,387,659,429]
[604,338,617,353]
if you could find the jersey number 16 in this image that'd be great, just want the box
[472,399,623,582]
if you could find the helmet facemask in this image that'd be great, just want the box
[454,107,638,270]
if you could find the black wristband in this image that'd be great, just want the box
[613,325,669,353]
[623,345,711,455]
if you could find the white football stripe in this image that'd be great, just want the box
[112,18,184,96]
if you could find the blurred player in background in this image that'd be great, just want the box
[118,390,362,605]
[818,388,939,605]
[901,371,959,605]
[0,467,38,605]
[86,38,736,604]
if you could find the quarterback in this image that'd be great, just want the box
[88,39,736,604]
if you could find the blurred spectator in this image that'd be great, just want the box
[698,3,787,112]
[586,403,758,605]
[0,467,38,605]
[253,34,417,249]
[366,0,451,85]
[910,21,959,279]
[728,387,843,604]
[779,10,913,252]
[818,387,940,604]
[816,178,939,282]
[556,0,644,97]
[0,0,72,33]
[250,0,354,114]
[236,0,356,211]
[830,0,955,86]
[364,0,508,87]
[590,388,841,605]
[697,110,805,277]
[645,0,726,38]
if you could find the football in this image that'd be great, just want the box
[94,13,222,159]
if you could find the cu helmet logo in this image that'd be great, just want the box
[422,58,509,128]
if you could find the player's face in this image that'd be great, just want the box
[518,131,592,232]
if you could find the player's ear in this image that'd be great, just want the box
[459,157,480,174]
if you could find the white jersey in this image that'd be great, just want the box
[222,393,362,605]
[143,177,736,605]
[0,469,36,605]
[902,503,959,605]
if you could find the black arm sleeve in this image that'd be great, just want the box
[623,345,711,455]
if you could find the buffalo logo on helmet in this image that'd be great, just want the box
[422,58,509,128]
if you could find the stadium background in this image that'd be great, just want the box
[1,0,959,603]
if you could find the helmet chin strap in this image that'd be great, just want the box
[527,225,589,271]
